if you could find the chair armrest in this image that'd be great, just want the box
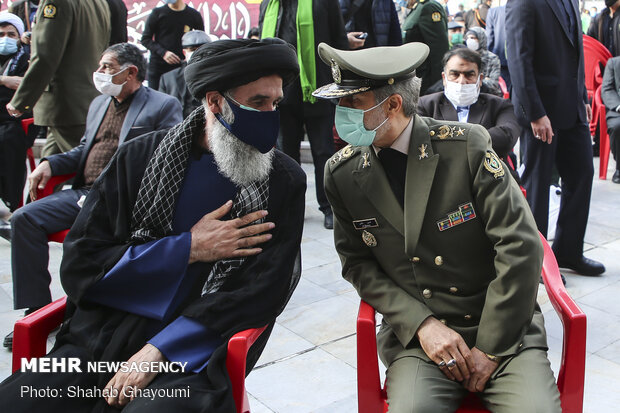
[539,233,586,413]
[357,300,385,413]
[12,296,68,373]
[37,173,76,199]
[226,325,268,413]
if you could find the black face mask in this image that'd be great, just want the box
[606,0,616,8]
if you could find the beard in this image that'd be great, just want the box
[205,102,274,187]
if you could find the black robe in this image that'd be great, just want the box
[1,129,306,413]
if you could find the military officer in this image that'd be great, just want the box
[315,43,561,412]
[6,0,110,156]
[401,0,449,94]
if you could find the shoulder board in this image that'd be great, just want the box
[428,121,469,141]
[328,144,360,172]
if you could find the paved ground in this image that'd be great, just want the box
[0,157,619,412]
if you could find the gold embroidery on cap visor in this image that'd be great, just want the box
[312,83,372,98]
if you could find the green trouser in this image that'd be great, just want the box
[385,348,561,413]
[42,124,85,157]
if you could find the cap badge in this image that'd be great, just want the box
[362,230,377,247]
[331,60,342,84]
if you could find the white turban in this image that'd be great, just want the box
[0,12,25,37]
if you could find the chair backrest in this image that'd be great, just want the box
[498,76,509,99]
[583,35,612,96]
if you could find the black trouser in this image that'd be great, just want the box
[10,188,88,309]
[520,122,593,257]
[279,103,335,214]
[607,117,620,168]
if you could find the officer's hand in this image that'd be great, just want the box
[530,116,553,144]
[104,344,165,407]
[163,51,182,65]
[189,200,274,264]
[347,32,366,49]
[28,160,52,201]
[416,316,475,382]
[461,347,499,392]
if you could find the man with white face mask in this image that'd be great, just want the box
[318,42,560,412]
[417,47,520,161]
[3,43,181,350]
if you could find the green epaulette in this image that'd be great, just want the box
[428,122,470,141]
[328,144,360,172]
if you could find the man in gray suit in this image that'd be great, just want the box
[4,43,182,348]
[601,55,620,183]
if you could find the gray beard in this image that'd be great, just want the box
[205,102,274,187]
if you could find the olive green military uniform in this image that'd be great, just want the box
[316,42,560,412]
[325,118,560,412]
[402,0,449,94]
[10,0,110,156]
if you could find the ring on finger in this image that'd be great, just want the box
[438,360,446,367]
[446,359,457,368]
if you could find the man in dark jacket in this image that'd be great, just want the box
[159,30,211,118]
[3,43,182,349]
[417,48,519,161]
[601,55,620,182]
[587,0,620,56]
[106,0,128,45]
[259,0,350,229]
[340,0,402,48]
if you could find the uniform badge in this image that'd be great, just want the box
[418,144,428,160]
[456,127,465,136]
[184,25,191,32]
[432,12,441,22]
[362,152,371,168]
[353,218,378,230]
[341,145,353,159]
[331,59,342,84]
[437,125,453,139]
[362,230,377,247]
[484,151,505,179]
[436,202,476,231]
[43,3,57,18]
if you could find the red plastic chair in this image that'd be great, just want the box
[592,85,612,179]
[356,232,586,413]
[583,35,612,101]
[11,296,268,413]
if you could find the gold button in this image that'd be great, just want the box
[410,256,420,263]
[519,343,523,348]
[434,256,443,266]
[449,287,458,294]
[464,314,472,320]
[422,288,432,299]
[439,319,447,325]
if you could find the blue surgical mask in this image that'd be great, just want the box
[215,96,280,153]
[0,37,18,56]
[335,97,389,146]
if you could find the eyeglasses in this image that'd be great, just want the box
[445,70,479,82]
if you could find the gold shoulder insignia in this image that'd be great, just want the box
[329,144,359,168]
[432,12,441,22]
[43,4,57,19]
[484,151,505,179]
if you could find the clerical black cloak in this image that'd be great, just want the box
[1,128,306,413]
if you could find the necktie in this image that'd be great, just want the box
[456,106,468,113]
[378,148,407,207]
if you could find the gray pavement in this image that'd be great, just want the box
[0,158,619,413]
